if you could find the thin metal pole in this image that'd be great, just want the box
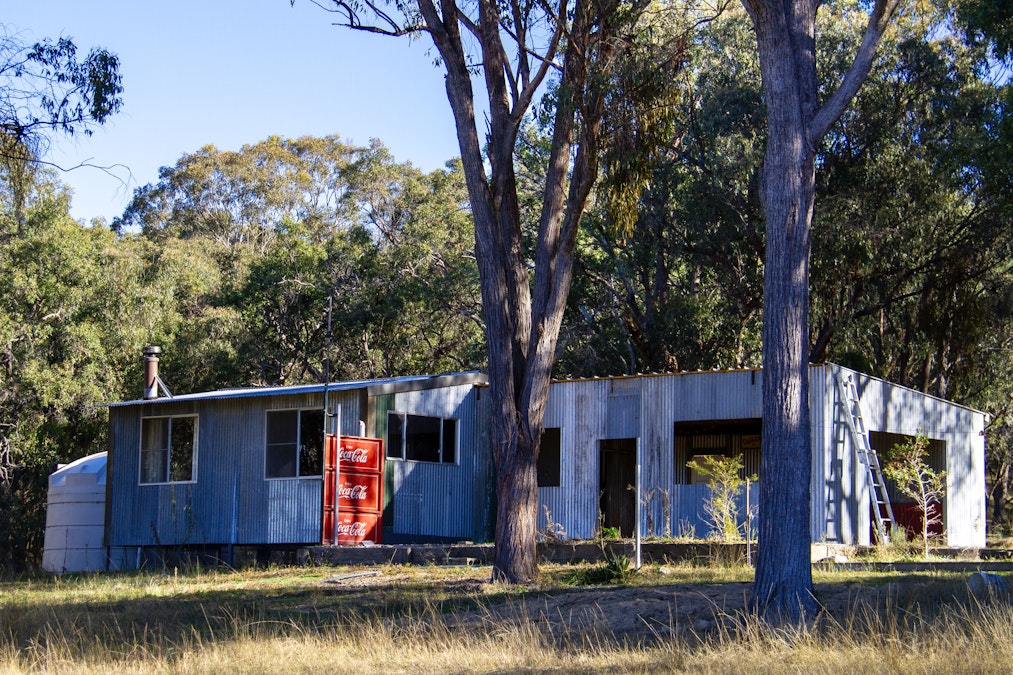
[323,292,333,437]
[635,437,642,569]
[746,477,752,567]
[323,293,336,545]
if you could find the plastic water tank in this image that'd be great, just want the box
[42,451,107,573]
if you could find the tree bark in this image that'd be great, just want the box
[746,0,818,623]
[413,0,604,583]
[741,0,900,622]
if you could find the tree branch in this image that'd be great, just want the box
[303,0,427,36]
[808,0,901,145]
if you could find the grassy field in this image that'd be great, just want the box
[1,561,1011,673]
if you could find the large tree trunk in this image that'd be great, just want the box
[492,426,539,580]
[416,0,599,583]
[743,0,898,622]
[752,123,819,622]
[748,0,819,622]
[753,144,818,620]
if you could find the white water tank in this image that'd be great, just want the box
[42,451,107,573]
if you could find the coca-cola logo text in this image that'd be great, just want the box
[336,521,369,537]
[339,447,372,464]
[338,484,370,500]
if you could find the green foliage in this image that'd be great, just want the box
[686,454,751,542]
[114,135,361,248]
[564,546,636,585]
[559,5,765,376]
[0,28,123,226]
[561,0,1013,396]
[116,137,483,388]
[883,433,946,558]
[953,0,1013,63]
[0,28,122,142]
[811,5,1013,398]
[0,181,131,572]
[600,526,621,540]
[596,11,689,237]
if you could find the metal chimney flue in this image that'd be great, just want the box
[142,346,161,400]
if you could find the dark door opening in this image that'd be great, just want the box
[599,438,636,537]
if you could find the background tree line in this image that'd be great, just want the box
[1,1,1011,573]
[0,132,484,572]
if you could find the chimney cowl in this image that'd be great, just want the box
[143,346,161,400]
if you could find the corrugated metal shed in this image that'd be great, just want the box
[103,362,985,566]
[539,364,985,548]
[106,372,490,567]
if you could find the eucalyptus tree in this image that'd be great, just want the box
[811,17,1012,394]
[115,135,363,251]
[559,8,766,377]
[0,27,123,571]
[238,154,483,385]
[953,0,1013,63]
[299,0,688,582]
[738,0,902,621]
[120,136,483,388]
[0,178,134,572]
[0,28,122,228]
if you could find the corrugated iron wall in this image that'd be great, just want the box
[540,371,766,541]
[538,366,984,548]
[539,380,606,540]
[107,390,362,550]
[827,364,986,547]
[383,384,490,542]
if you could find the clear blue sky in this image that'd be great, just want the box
[6,0,462,224]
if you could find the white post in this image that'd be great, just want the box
[635,437,642,569]
[334,403,341,546]
[745,477,752,567]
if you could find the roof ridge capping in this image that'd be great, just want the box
[106,370,488,407]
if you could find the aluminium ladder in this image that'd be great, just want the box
[834,369,895,544]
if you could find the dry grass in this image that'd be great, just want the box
[1,563,1011,673]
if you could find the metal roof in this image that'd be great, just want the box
[550,363,985,415]
[107,371,488,407]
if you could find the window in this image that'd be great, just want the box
[265,409,324,478]
[387,412,457,463]
[140,415,197,484]
[538,428,561,487]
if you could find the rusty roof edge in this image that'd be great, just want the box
[549,366,762,385]
[365,371,488,396]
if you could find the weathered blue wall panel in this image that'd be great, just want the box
[384,384,487,541]
[107,389,363,549]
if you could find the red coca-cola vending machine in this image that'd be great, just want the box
[322,434,384,545]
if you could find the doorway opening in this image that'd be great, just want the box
[599,438,636,537]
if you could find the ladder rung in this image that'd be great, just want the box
[836,369,895,544]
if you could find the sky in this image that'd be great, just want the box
[6,0,463,225]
